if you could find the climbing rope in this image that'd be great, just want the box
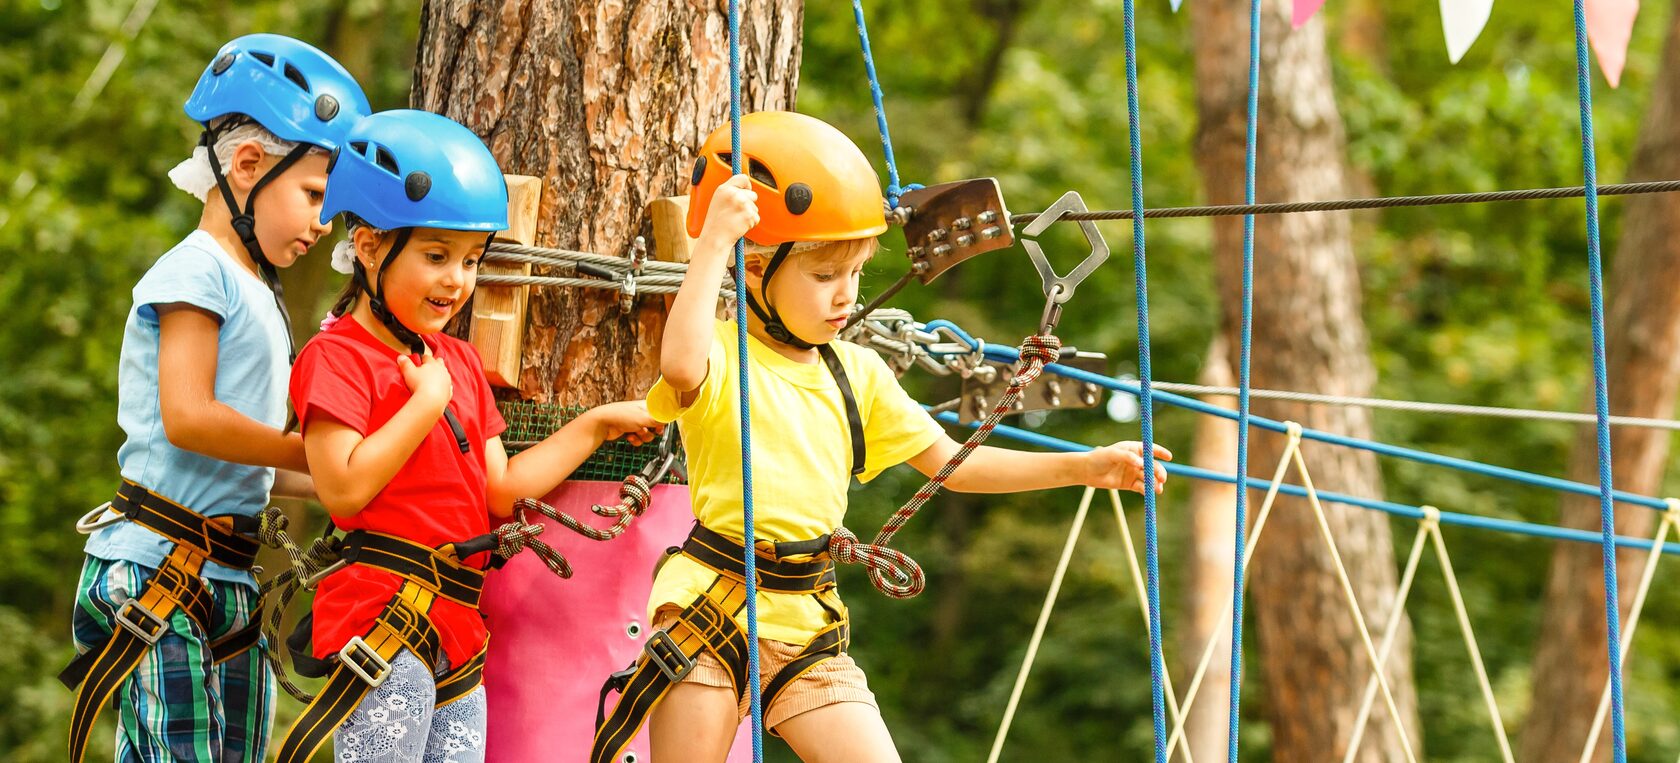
[852,0,920,209]
[1228,0,1261,755]
[1007,178,1680,225]
[723,2,765,758]
[1117,1,1169,757]
[847,333,1061,598]
[1570,1,1627,758]
[987,488,1192,763]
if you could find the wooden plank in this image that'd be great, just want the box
[648,195,695,264]
[471,174,541,388]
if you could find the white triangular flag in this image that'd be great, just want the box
[1440,0,1494,64]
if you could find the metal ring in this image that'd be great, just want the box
[75,502,122,534]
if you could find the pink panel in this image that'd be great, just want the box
[482,481,754,762]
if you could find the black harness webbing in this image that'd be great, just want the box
[274,534,490,763]
[60,481,264,763]
[590,525,851,762]
[817,344,867,477]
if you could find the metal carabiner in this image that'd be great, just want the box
[1018,190,1109,328]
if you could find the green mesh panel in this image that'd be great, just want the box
[497,400,685,484]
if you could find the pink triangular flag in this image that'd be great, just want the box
[1585,0,1640,88]
[1293,0,1328,28]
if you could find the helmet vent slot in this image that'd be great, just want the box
[251,51,276,67]
[715,152,779,190]
[373,146,400,175]
[282,62,310,92]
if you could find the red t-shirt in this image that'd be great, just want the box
[290,316,506,669]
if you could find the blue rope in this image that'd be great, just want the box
[1228,0,1261,758]
[967,342,1671,512]
[726,2,764,759]
[1570,1,1626,758]
[1118,1,1168,759]
[852,0,919,208]
[930,411,1680,556]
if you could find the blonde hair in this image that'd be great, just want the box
[748,237,879,269]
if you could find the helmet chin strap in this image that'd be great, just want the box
[201,124,310,361]
[743,241,820,350]
[352,227,425,355]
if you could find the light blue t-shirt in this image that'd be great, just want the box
[83,230,291,587]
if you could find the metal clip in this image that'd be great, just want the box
[1019,190,1109,330]
[337,635,393,688]
[76,501,124,534]
[301,558,347,591]
[637,425,682,485]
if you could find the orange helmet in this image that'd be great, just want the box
[686,111,888,244]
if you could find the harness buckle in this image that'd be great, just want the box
[75,502,124,534]
[114,600,168,645]
[642,629,695,683]
[337,635,392,688]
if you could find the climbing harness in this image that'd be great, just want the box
[61,482,269,763]
[269,513,572,763]
[589,524,850,763]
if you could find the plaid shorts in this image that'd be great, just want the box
[71,555,274,763]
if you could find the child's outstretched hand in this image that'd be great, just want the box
[588,400,664,447]
[697,174,760,254]
[397,351,452,412]
[1083,441,1172,494]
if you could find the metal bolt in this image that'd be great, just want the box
[1012,397,1026,412]
[932,244,953,257]
[908,245,926,259]
[956,234,975,247]
[952,216,972,230]
[978,210,999,224]
[928,228,948,242]
[981,226,1003,240]
[1081,384,1100,406]
[1046,379,1062,407]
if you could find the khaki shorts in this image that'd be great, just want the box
[652,608,877,730]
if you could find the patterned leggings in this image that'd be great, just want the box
[333,650,486,763]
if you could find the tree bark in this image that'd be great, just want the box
[413,0,804,404]
[1180,336,1238,760]
[1521,4,1680,760]
[1189,3,1420,760]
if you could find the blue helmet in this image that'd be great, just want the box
[320,109,509,231]
[185,34,369,151]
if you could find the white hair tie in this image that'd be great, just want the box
[330,239,357,275]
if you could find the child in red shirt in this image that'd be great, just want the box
[279,110,659,763]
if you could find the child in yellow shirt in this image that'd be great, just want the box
[593,111,1170,763]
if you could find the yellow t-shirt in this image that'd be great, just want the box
[645,320,944,644]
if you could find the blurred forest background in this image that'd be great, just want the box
[7,0,1680,760]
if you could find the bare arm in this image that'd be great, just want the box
[270,469,315,500]
[155,304,309,473]
[302,354,453,518]
[485,402,662,517]
[905,434,1171,495]
[661,175,759,392]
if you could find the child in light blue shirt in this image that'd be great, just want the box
[62,34,368,763]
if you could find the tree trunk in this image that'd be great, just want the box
[1521,4,1680,760]
[1180,336,1238,760]
[1189,3,1420,760]
[412,0,804,404]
